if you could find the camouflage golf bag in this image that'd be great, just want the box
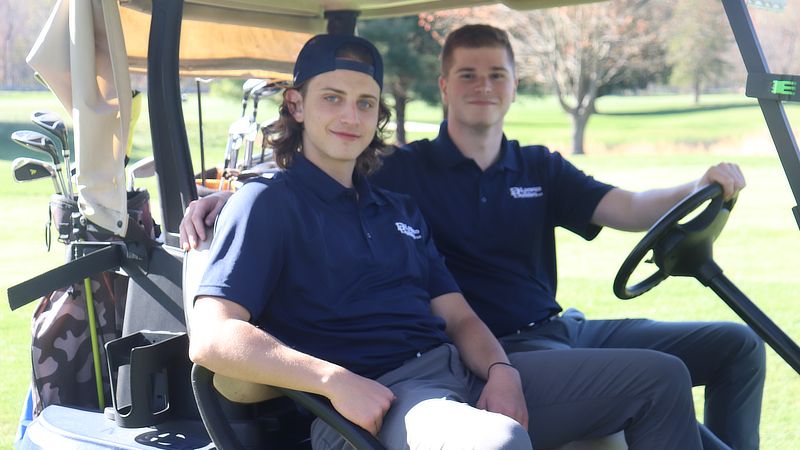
[29,189,158,417]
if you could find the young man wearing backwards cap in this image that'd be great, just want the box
[187,33,720,450]
[189,33,534,450]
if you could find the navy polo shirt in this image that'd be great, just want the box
[197,155,456,379]
[369,121,615,337]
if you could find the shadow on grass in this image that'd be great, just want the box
[597,102,758,116]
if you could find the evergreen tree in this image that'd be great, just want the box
[359,16,442,145]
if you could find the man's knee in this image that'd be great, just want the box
[722,322,765,362]
[403,399,532,450]
[632,350,694,401]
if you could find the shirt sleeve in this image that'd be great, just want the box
[547,150,616,240]
[195,179,285,320]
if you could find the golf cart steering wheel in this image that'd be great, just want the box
[614,182,737,300]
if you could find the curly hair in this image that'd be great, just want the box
[269,42,392,176]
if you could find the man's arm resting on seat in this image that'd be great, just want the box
[591,162,746,232]
[430,292,529,431]
[180,191,234,250]
[189,296,396,436]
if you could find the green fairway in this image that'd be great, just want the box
[404,93,800,154]
[1,90,799,448]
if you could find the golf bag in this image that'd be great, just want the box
[30,272,127,416]
[30,189,158,417]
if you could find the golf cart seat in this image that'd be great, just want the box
[182,226,387,450]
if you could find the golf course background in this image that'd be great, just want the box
[1,90,799,448]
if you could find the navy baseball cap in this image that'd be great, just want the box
[293,34,383,91]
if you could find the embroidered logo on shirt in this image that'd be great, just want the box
[395,222,422,240]
[509,186,543,198]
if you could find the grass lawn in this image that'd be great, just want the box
[1,90,799,448]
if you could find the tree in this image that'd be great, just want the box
[430,1,671,155]
[0,0,56,86]
[750,1,800,75]
[666,0,733,103]
[358,16,441,145]
[519,1,671,155]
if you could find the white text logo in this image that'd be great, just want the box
[395,222,422,240]
[509,186,543,198]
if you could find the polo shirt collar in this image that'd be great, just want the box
[432,120,520,172]
[288,154,382,206]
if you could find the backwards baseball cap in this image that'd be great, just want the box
[293,34,383,92]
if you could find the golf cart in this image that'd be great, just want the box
[6,0,799,449]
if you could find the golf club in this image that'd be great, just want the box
[196,78,214,186]
[127,156,156,191]
[245,81,282,170]
[249,80,282,125]
[225,116,252,171]
[241,79,266,117]
[31,110,73,199]
[11,130,68,196]
[241,121,260,170]
[11,157,62,195]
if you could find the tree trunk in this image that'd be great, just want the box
[694,73,701,103]
[393,90,408,146]
[570,112,590,155]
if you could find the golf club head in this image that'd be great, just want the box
[11,157,61,194]
[229,116,254,135]
[251,82,282,102]
[243,78,266,94]
[247,80,270,99]
[11,130,61,163]
[244,121,259,142]
[241,121,259,170]
[127,156,156,191]
[223,117,251,169]
[11,130,68,195]
[129,156,156,179]
[242,79,266,115]
[249,80,281,125]
[12,157,55,181]
[31,110,68,151]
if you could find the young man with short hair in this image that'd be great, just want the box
[369,25,763,450]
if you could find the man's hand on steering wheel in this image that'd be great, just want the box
[696,163,746,201]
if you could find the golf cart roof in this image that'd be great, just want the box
[121,0,585,25]
[117,0,585,80]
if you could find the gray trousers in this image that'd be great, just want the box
[312,335,708,450]
[312,343,532,450]
[500,309,765,450]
